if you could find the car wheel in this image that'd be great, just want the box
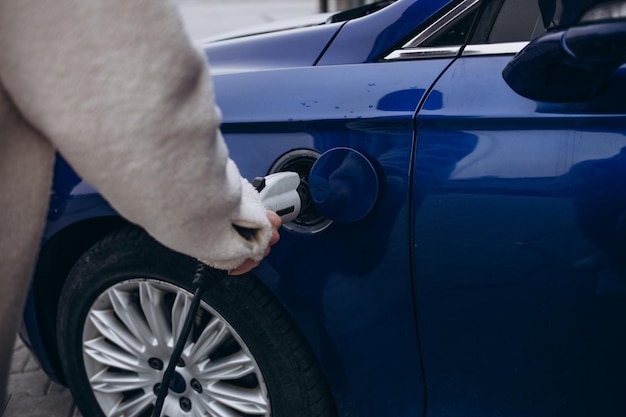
[57,227,335,417]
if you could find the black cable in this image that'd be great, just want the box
[151,264,220,417]
[149,173,298,416]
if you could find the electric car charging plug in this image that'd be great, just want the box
[253,171,301,223]
[151,172,302,417]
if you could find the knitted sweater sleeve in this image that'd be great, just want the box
[0,0,271,270]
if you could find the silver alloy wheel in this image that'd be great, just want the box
[82,278,270,417]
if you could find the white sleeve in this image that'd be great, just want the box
[0,0,271,270]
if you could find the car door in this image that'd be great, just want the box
[407,0,626,416]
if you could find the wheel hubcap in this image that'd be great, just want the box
[82,279,270,416]
[168,372,186,394]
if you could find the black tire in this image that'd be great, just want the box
[57,227,336,417]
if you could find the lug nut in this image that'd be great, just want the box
[190,379,203,393]
[180,397,192,412]
[177,358,185,367]
[153,383,161,395]
[148,358,164,370]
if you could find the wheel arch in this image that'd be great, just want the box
[30,215,129,381]
[31,216,338,417]
[52,225,338,417]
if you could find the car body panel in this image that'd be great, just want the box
[203,22,343,74]
[211,58,454,416]
[414,55,626,416]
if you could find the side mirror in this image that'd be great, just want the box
[503,1,626,102]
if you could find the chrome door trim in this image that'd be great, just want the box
[385,46,461,61]
[383,0,478,61]
[405,0,479,48]
[462,41,528,56]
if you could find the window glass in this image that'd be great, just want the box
[489,0,544,42]
[421,5,480,47]
[472,0,545,44]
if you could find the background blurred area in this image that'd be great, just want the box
[178,0,378,39]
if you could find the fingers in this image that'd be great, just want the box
[229,211,282,275]
[267,209,282,227]
[229,259,260,275]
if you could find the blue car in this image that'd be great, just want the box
[24,0,626,416]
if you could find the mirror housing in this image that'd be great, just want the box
[503,2,626,102]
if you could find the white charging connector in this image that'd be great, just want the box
[253,172,302,223]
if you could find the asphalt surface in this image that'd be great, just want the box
[2,1,321,416]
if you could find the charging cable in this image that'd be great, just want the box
[150,172,302,417]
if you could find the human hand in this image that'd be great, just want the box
[229,210,282,275]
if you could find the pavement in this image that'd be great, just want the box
[1,1,325,416]
[4,339,81,417]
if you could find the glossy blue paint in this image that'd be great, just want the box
[211,57,453,417]
[44,157,116,239]
[414,55,626,417]
[308,147,380,222]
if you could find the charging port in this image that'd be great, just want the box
[269,149,331,233]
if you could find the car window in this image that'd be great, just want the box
[471,0,545,44]
[385,0,545,61]
[420,5,480,47]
